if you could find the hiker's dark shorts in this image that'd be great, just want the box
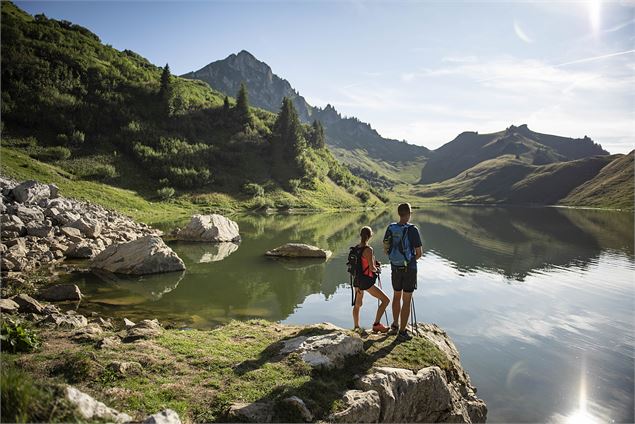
[391,266,417,293]
[354,275,376,291]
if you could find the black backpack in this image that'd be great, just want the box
[346,245,367,280]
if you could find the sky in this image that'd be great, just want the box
[16,0,635,153]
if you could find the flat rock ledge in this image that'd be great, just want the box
[265,243,332,259]
[90,235,185,275]
[176,214,240,242]
[230,322,487,423]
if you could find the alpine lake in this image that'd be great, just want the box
[59,206,634,423]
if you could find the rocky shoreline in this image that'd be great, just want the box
[1,178,487,423]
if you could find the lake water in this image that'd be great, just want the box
[65,206,634,423]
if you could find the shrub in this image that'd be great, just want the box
[157,186,175,200]
[70,130,85,145]
[242,183,265,198]
[356,191,371,203]
[288,179,301,193]
[60,158,117,180]
[31,146,71,162]
[0,320,40,353]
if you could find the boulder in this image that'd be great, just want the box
[66,242,99,259]
[60,226,82,238]
[95,336,121,350]
[48,184,59,198]
[265,243,332,259]
[106,360,143,377]
[64,386,132,424]
[142,409,182,424]
[281,396,313,422]
[0,298,20,313]
[12,180,50,204]
[176,214,240,242]
[1,215,25,234]
[26,223,53,238]
[69,218,102,238]
[38,284,82,302]
[227,401,274,423]
[328,389,381,423]
[90,236,185,275]
[71,323,104,343]
[123,318,136,328]
[124,319,162,341]
[41,313,88,329]
[12,293,44,314]
[280,327,363,369]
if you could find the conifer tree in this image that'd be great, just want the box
[159,63,174,116]
[235,82,251,125]
[271,97,306,180]
[223,96,230,112]
[309,120,325,149]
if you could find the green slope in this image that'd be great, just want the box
[420,124,609,183]
[0,1,382,210]
[415,153,630,208]
[560,151,634,210]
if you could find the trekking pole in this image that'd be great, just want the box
[377,273,389,326]
[411,297,420,336]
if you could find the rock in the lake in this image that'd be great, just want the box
[142,409,182,424]
[265,243,332,259]
[90,236,185,275]
[38,284,82,302]
[280,325,363,369]
[0,298,20,313]
[12,180,50,204]
[328,389,381,423]
[64,386,132,424]
[176,214,240,242]
[12,293,44,314]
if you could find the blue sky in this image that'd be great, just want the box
[16,0,635,153]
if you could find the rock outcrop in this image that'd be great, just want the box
[176,214,240,242]
[0,177,160,278]
[280,329,363,369]
[90,236,185,275]
[265,243,332,259]
[64,386,132,423]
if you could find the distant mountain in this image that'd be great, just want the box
[420,124,609,183]
[182,50,429,183]
[415,152,633,209]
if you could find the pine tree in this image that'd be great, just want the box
[309,120,325,149]
[223,96,230,112]
[159,63,174,116]
[271,97,306,181]
[235,82,251,125]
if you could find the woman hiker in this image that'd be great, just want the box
[352,226,390,334]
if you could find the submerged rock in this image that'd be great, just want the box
[90,236,185,275]
[265,243,332,259]
[176,214,241,242]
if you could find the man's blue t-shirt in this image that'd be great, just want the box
[384,223,422,269]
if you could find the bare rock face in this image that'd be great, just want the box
[265,243,332,259]
[90,236,185,275]
[64,386,132,424]
[328,389,382,423]
[176,214,241,242]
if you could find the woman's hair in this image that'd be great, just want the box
[360,226,373,243]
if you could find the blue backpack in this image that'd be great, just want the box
[383,223,414,267]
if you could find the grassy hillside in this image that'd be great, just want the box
[0,2,383,211]
[560,151,634,210]
[414,153,631,208]
[420,124,609,184]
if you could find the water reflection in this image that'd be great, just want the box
[63,206,633,422]
[176,241,239,263]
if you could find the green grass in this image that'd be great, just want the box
[11,320,449,423]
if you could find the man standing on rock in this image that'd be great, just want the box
[383,203,422,340]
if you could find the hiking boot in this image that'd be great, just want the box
[372,323,389,334]
[388,323,399,335]
[397,330,412,341]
